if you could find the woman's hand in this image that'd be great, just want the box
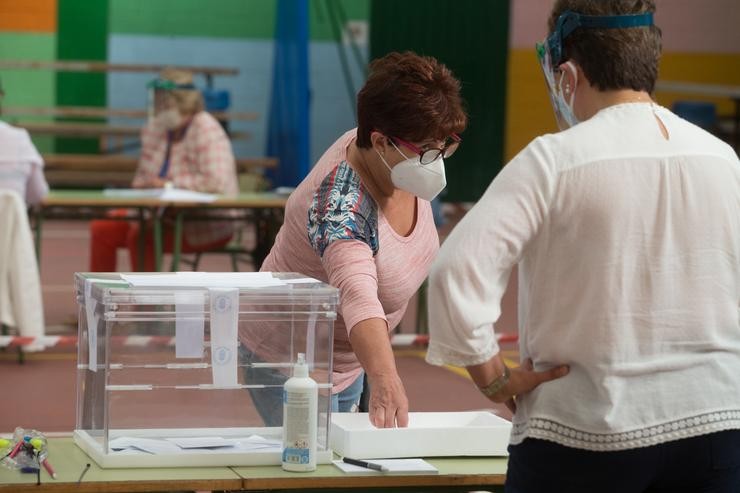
[135,176,168,189]
[348,318,410,428]
[367,372,409,428]
[499,359,568,413]
[468,356,569,414]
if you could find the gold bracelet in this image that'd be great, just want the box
[478,365,510,398]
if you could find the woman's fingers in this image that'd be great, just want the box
[367,375,409,428]
[535,365,569,385]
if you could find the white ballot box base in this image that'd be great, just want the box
[74,428,332,468]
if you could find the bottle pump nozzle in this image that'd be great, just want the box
[294,353,309,378]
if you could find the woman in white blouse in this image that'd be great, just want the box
[427,0,740,491]
[0,78,49,206]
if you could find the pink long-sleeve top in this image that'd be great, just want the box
[254,129,439,393]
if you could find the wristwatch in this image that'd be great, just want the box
[478,365,511,398]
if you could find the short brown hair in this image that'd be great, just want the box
[548,0,662,93]
[159,67,204,116]
[356,51,467,148]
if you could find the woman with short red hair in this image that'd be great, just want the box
[240,51,467,428]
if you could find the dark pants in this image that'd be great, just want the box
[506,430,740,493]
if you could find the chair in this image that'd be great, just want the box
[175,225,255,272]
[174,171,270,272]
[0,191,45,362]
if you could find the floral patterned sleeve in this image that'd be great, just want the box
[307,162,385,333]
[307,162,378,256]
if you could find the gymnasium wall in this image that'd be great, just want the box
[0,0,369,162]
[0,0,57,152]
[106,0,369,162]
[505,0,740,160]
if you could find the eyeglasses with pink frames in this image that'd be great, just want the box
[390,133,462,165]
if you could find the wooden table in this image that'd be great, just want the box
[35,190,288,272]
[157,192,288,271]
[0,437,507,492]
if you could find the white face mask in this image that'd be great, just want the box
[152,108,183,131]
[375,140,447,201]
[553,61,579,129]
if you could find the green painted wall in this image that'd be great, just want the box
[109,0,368,41]
[56,0,109,154]
[0,32,56,153]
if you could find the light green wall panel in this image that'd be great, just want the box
[109,0,368,40]
[310,0,369,41]
[0,32,56,152]
[109,0,277,39]
[0,33,56,107]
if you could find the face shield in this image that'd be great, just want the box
[146,78,197,130]
[536,41,577,131]
[536,10,655,130]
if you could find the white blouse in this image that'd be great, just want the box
[0,122,48,205]
[427,103,740,451]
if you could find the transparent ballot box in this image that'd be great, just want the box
[73,272,337,468]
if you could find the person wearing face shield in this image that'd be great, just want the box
[426,1,740,491]
[89,68,238,272]
[238,51,467,429]
[0,76,49,206]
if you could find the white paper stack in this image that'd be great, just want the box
[103,187,217,203]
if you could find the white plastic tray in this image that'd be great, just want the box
[330,411,511,459]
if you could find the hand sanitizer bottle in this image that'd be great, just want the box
[281,352,318,472]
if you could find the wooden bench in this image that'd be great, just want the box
[2,105,259,121]
[16,121,251,140]
[0,60,237,87]
[43,154,278,188]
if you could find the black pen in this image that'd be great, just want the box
[343,457,389,472]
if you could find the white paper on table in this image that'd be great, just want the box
[237,435,283,450]
[209,288,239,387]
[332,458,438,475]
[175,291,205,358]
[165,437,239,449]
[103,188,161,198]
[159,188,217,202]
[121,272,286,288]
[108,437,183,455]
[103,187,217,203]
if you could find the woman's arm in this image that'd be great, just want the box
[320,241,410,428]
[349,318,409,428]
[427,138,568,405]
